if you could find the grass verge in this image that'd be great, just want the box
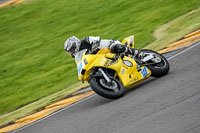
[0,82,89,127]
[144,7,200,50]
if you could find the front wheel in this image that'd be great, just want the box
[89,75,125,99]
[141,49,170,77]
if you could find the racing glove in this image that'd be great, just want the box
[110,44,126,53]
[110,44,145,60]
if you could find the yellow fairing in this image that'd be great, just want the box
[78,49,151,88]
[77,49,111,81]
[122,35,135,48]
[117,56,151,88]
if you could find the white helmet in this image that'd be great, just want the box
[64,36,81,57]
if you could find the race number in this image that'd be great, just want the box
[141,67,149,78]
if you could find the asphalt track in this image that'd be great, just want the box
[12,42,200,133]
[0,0,9,4]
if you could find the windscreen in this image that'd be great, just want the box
[74,49,87,77]
[75,49,87,65]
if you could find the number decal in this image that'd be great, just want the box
[78,62,83,75]
[141,67,149,78]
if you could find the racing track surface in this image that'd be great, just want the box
[13,42,200,133]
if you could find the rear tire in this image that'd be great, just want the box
[141,49,170,77]
[89,75,125,99]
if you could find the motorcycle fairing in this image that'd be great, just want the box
[76,49,151,88]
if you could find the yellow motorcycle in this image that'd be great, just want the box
[75,36,170,99]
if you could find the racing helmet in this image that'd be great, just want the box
[64,36,81,57]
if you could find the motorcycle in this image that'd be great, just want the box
[75,36,170,99]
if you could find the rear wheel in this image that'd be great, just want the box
[89,75,125,99]
[141,49,170,77]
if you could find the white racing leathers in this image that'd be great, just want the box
[79,36,138,56]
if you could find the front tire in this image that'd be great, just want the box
[89,75,125,99]
[141,49,170,77]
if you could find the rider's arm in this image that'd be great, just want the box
[81,36,101,52]
[110,44,139,57]
[99,39,139,56]
[81,36,122,53]
[81,36,139,56]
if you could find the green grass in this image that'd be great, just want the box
[0,0,200,116]
[144,7,200,50]
[0,82,89,127]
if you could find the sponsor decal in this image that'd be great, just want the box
[104,59,118,66]
[100,58,106,66]
[78,62,85,75]
[121,69,125,74]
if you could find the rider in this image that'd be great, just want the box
[64,36,144,59]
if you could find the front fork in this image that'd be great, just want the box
[99,68,111,83]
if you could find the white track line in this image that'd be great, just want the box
[11,41,200,133]
[167,41,200,60]
[11,94,97,133]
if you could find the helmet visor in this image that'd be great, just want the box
[66,43,76,57]
[66,43,76,51]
